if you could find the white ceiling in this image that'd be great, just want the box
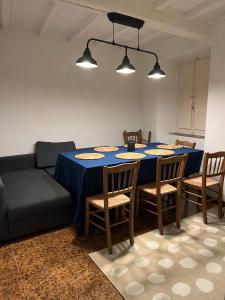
[1,0,225,46]
[168,0,209,13]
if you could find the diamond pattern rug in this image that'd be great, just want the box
[89,208,225,300]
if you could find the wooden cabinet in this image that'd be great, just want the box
[177,58,209,135]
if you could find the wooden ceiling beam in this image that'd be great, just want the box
[68,12,103,41]
[186,0,225,21]
[106,26,130,42]
[63,0,208,40]
[0,0,11,29]
[153,0,172,10]
[140,31,165,45]
[38,0,61,35]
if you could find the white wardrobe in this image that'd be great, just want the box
[177,57,210,136]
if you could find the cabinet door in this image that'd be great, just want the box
[177,62,195,130]
[192,58,209,131]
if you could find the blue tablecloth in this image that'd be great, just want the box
[55,143,203,229]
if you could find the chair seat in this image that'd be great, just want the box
[138,183,177,195]
[183,176,219,189]
[87,193,130,209]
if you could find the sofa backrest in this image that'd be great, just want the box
[35,141,76,168]
[0,154,36,174]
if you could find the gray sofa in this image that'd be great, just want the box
[0,141,76,242]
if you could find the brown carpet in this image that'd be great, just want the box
[0,204,208,300]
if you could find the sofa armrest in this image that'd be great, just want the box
[0,176,10,241]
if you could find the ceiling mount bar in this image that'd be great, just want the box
[137,29,140,50]
[112,21,115,44]
[86,37,159,62]
[107,12,144,29]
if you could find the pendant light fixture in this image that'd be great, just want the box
[75,47,98,69]
[76,12,166,79]
[116,47,136,74]
[147,62,166,79]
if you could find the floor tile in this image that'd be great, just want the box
[0,203,201,299]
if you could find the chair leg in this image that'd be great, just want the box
[115,207,119,223]
[105,210,112,254]
[202,191,208,224]
[135,189,140,220]
[84,200,90,237]
[197,190,202,213]
[118,206,123,221]
[167,194,175,208]
[218,185,224,219]
[156,195,163,235]
[176,191,181,229]
[129,203,134,246]
[183,185,189,217]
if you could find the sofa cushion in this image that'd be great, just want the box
[1,169,72,221]
[36,141,76,168]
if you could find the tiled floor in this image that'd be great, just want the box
[0,204,200,300]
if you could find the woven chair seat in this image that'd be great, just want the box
[139,183,177,195]
[183,176,219,189]
[87,193,130,209]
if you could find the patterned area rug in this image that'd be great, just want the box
[89,208,225,300]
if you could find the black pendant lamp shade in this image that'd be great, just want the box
[116,54,136,74]
[147,62,166,79]
[76,47,98,69]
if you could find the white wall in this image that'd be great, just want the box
[204,21,225,152]
[0,27,214,157]
[0,29,141,156]
[139,56,158,142]
[140,58,179,143]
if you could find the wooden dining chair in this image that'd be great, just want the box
[175,139,196,149]
[183,152,225,224]
[85,161,140,254]
[136,154,187,235]
[123,129,151,144]
[146,131,152,144]
[123,129,142,144]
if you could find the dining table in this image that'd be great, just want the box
[55,142,204,232]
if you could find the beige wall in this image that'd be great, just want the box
[0,29,141,156]
[204,21,225,153]
[140,58,180,144]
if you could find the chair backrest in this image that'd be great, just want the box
[103,161,140,207]
[202,152,225,180]
[175,139,196,149]
[123,129,142,144]
[147,131,152,144]
[156,154,187,191]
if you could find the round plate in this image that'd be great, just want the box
[94,146,119,152]
[124,143,147,148]
[75,153,105,160]
[145,149,175,156]
[115,152,146,160]
[157,144,182,150]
